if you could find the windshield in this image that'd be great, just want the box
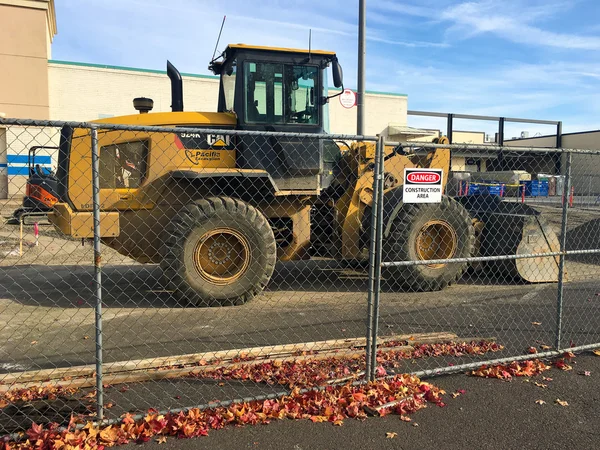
[244,61,319,125]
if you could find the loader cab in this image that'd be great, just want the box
[211,44,342,132]
[210,44,344,191]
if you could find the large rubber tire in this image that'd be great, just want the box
[161,197,277,306]
[382,196,474,292]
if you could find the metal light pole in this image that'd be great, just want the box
[357,0,366,135]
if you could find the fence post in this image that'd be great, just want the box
[91,126,104,420]
[369,135,385,379]
[555,150,572,351]
[365,136,385,381]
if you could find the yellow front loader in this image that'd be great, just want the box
[49,44,561,306]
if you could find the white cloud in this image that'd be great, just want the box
[370,56,600,134]
[374,0,600,51]
[367,35,449,48]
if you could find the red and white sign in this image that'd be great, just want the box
[403,168,443,203]
[406,172,441,184]
[339,89,357,109]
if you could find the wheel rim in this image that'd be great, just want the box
[193,228,251,285]
[415,220,458,268]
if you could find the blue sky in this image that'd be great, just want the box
[52,0,600,136]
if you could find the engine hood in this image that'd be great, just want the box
[92,111,237,128]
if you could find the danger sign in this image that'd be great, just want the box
[403,168,443,203]
[339,89,356,108]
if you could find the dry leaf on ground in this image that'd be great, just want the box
[386,432,398,438]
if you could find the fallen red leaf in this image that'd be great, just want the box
[471,360,550,379]
[553,359,573,371]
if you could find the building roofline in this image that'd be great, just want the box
[505,129,600,142]
[48,59,408,97]
[48,59,219,80]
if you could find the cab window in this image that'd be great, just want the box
[244,62,283,123]
[285,65,318,125]
[99,140,148,189]
[244,61,318,125]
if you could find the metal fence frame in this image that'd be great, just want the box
[2,117,600,435]
[364,137,600,381]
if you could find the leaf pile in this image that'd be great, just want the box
[197,340,502,388]
[379,341,502,367]
[0,385,79,408]
[470,359,551,379]
[4,374,445,449]
[0,340,500,411]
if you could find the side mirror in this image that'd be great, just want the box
[332,57,343,88]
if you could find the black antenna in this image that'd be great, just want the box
[308,29,312,60]
[211,15,227,62]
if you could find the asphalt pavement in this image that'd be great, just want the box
[119,353,600,450]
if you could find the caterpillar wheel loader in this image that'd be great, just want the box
[48,44,561,306]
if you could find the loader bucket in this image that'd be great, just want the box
[458,195,561,283]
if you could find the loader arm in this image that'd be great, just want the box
[335,138,452,259]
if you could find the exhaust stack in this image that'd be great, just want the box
[167,60,184,112]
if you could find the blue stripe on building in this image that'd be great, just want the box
[0,163,7,168]
[8,167,31,175]
[7,155,52,165]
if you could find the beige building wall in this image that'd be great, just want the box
[408,130,484,144]
[49,61,408,136]
[0,0,56,119]
[49,62,220,121]
[453,130,485,144]
[327,90,408,136]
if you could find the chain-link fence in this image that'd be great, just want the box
[1,118,599,438]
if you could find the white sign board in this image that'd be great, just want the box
[339,89,356,108]
[403,168,443,203]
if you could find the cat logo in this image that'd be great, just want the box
[207,134,230,147]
